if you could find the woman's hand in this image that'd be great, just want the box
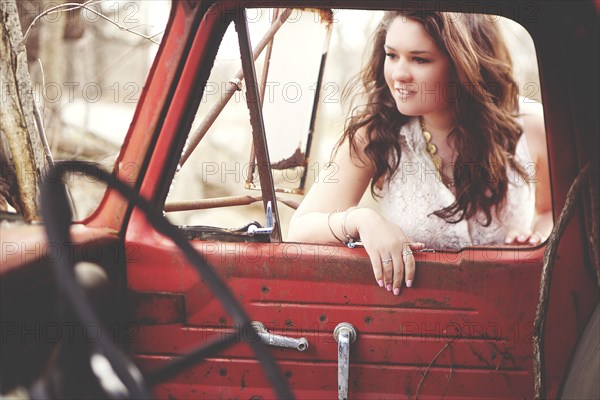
[505,211,552,245]
[347,208,424,295]
[504,230,544,245]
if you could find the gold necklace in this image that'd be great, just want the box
[419,118,454,188]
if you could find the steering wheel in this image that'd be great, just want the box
[36,161,293,399]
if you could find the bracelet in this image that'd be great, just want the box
[341,206,359,248]
[327,210,345,244]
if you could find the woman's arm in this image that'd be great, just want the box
[525,102,553,241]
[505,101,553,245]
[288,131,423,295]
[288,134,373,243]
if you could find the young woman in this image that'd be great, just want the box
[288,11,551,296]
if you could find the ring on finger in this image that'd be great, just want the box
[381,258,392,264]
[402,250,413,257]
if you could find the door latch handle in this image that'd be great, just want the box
[334,322,357,400]
[247,201,275,235]
[250,321,308,351]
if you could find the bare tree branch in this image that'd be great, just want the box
[33,58,53,166]
[23,0,164,46]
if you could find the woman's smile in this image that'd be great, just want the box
[394,86,417,99]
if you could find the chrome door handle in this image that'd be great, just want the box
[250,321,309,351]
[334,322,357,400]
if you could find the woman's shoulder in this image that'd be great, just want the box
[518,97,544,120]
[518,97,544,126]
[337,126,374,170]
[518,97,546,160]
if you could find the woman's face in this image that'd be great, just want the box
[383,16,454,119]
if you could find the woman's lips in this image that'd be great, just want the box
[395,87,417,98]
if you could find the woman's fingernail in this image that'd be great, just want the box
[393,288,400,295]
[406,280,413,288]
[518,235,526,242]
[386,284,392,292]
[505,237,512,244]
[377,280,384,288]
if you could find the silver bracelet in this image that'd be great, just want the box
[341,206,359,248]
[327,209,345,244]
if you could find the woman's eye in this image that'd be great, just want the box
[385,52,397,60]
[414,57,430,64]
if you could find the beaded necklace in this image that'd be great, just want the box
[419,117,454,188]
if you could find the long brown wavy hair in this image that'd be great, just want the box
[338,11,527,226]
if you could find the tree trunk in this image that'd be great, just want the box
[0,0,47,221]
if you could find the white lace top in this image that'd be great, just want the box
[380,117,536,250]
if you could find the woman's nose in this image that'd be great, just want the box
[392,58,412,82]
